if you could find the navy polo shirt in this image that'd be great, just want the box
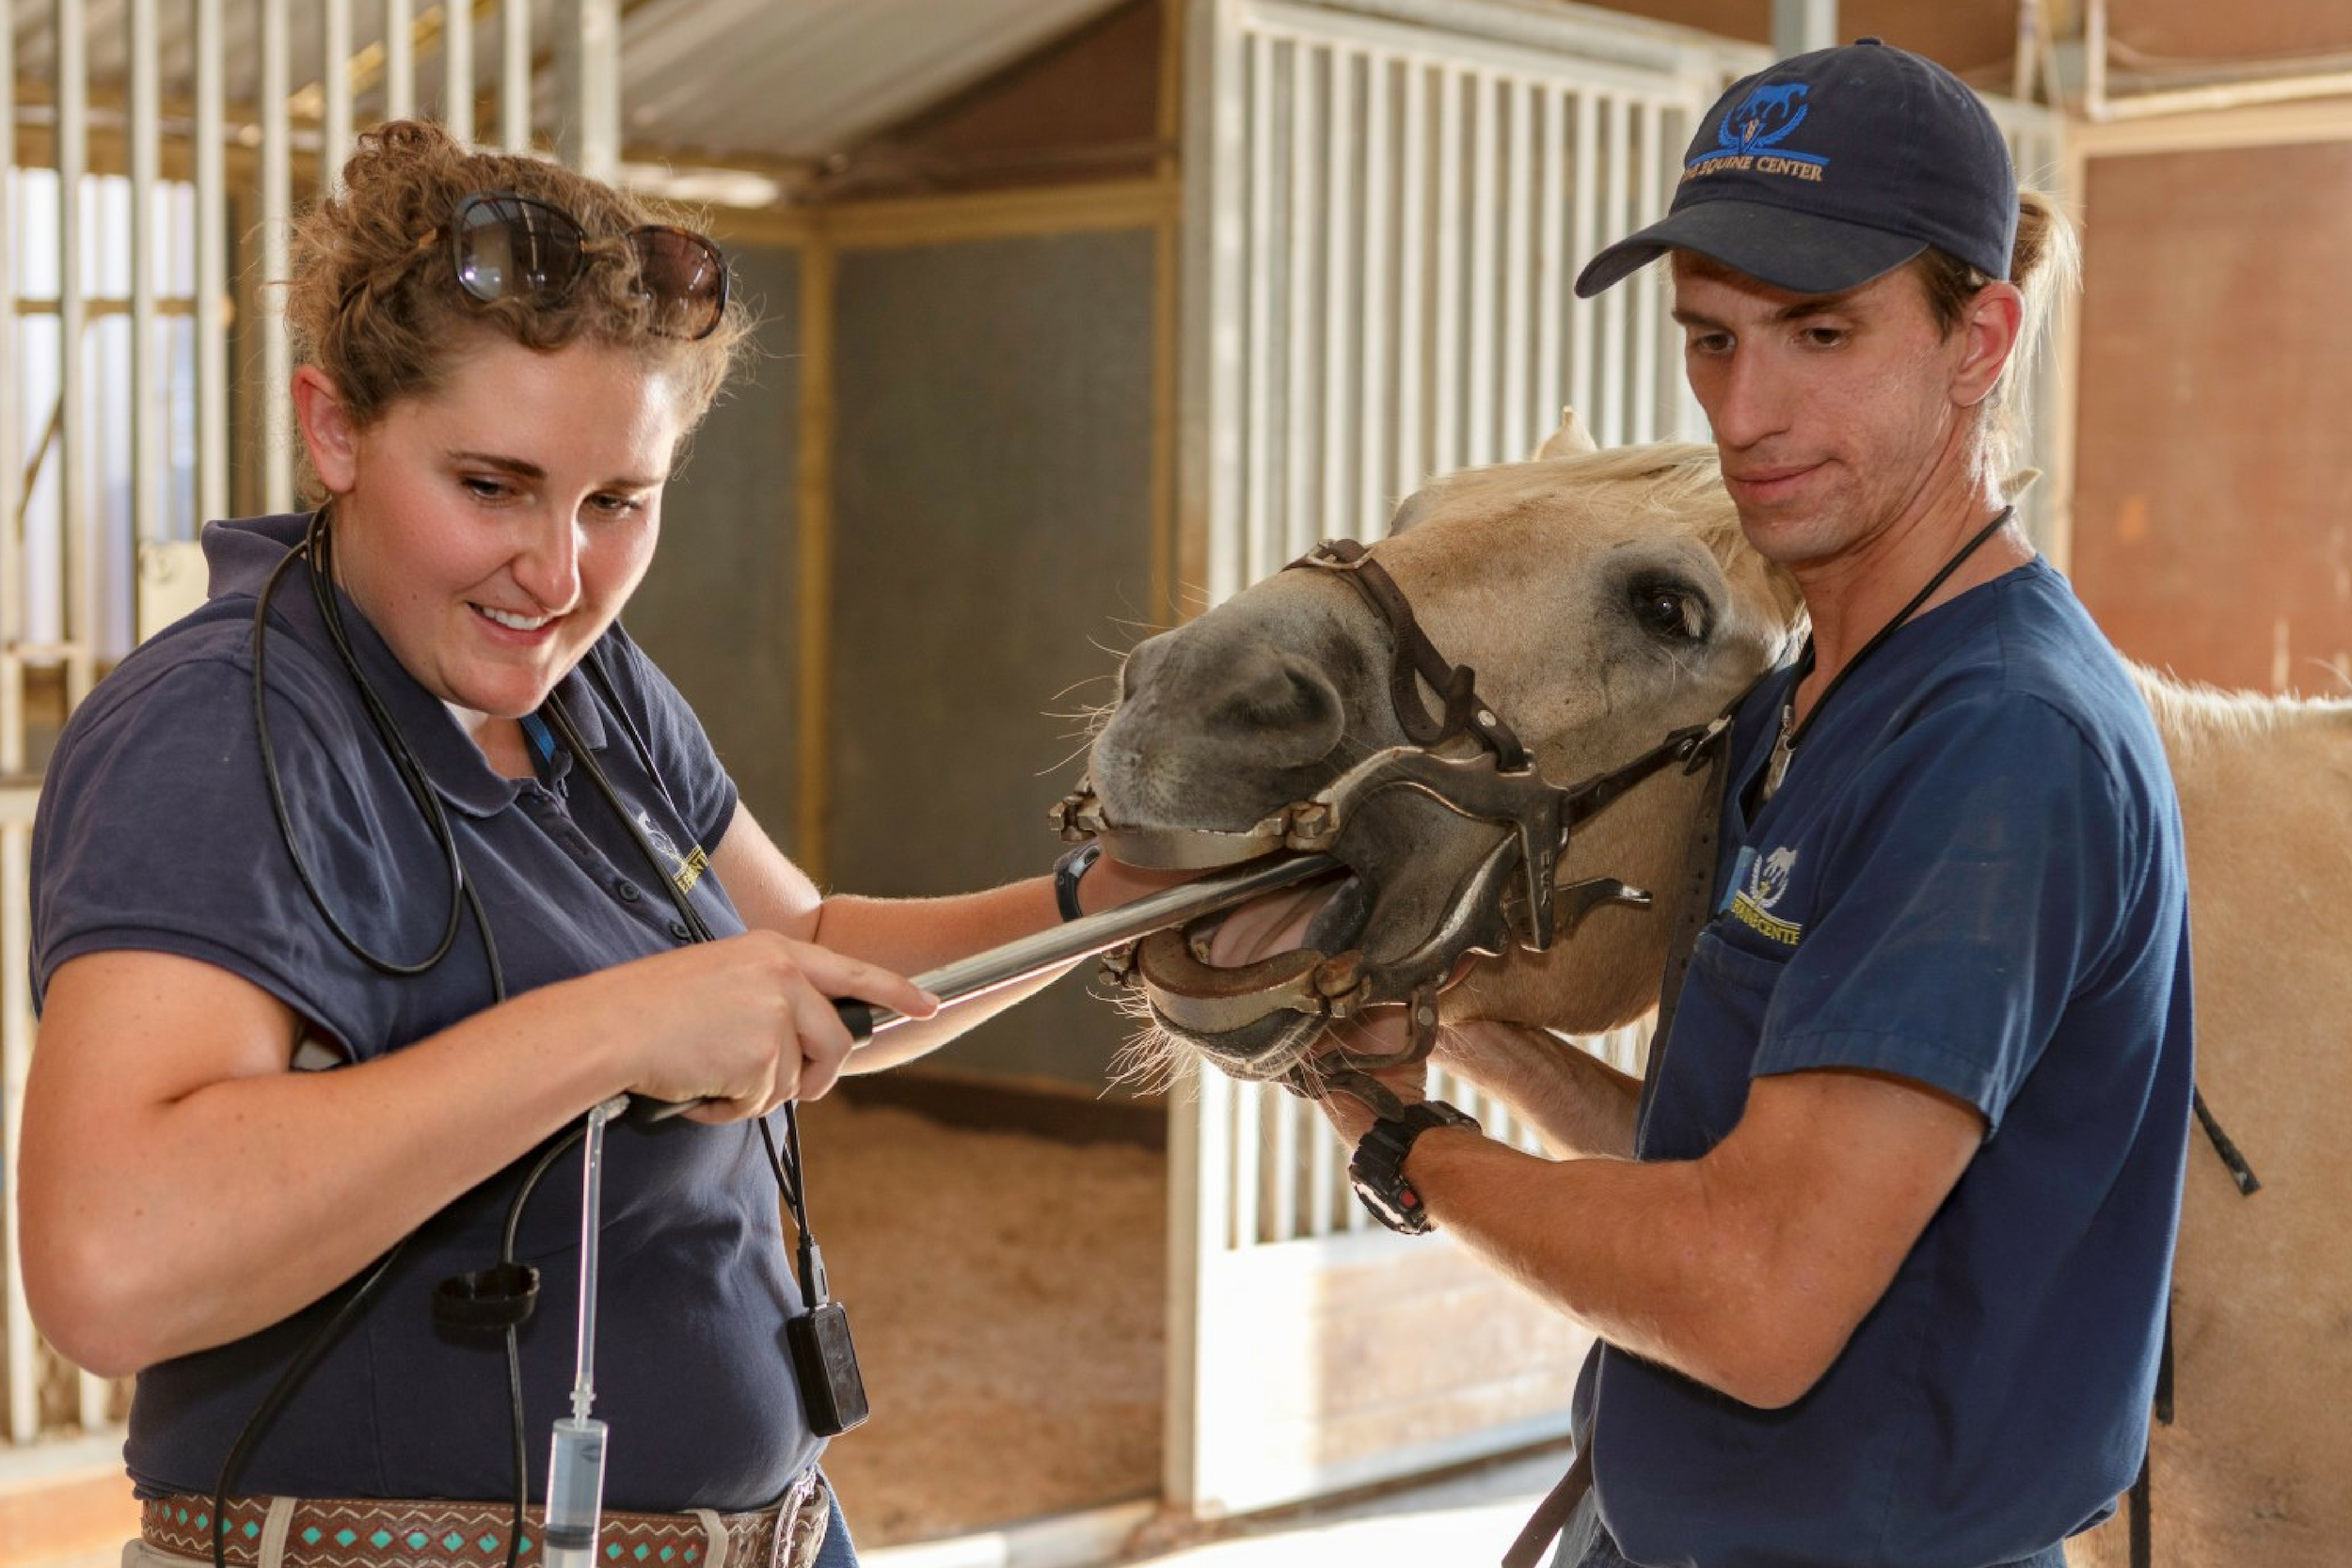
[32,514,822,1510]
[1576,560,2193,1568]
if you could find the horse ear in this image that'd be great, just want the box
[1385,487,1434,534]
[1533,407,1599,461]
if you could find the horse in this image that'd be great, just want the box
[1082,414,2352,1567]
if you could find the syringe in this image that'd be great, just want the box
[544,1094,628,1567]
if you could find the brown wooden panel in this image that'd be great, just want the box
[2072,141,2352,693]
[1198,1239,1589,1485]
[1582,0,2018,76]
[820,0,1163,198]
[2104,0,2352,67]
[1589,0,2352,73]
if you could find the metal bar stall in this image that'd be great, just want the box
[0,0,615,1482]
[1172,0,1761,1515]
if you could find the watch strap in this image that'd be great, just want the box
[1053,840,1102,922]
[1348,1100,1479,1235]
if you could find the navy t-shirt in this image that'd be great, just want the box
[31,514,823,1510]
[1577,560,2194,1568]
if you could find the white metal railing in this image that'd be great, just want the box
[1,0,611,1477]
[1190,0,1755,607]
[1215,1022,1652,1251]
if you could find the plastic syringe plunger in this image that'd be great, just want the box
[545,1096,627,1563]
[542,1415,609,1566]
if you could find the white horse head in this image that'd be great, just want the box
[1089,415,1804,1072]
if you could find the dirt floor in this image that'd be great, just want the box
[800,1094,1168,1546]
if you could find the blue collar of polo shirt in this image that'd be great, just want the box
[225,513,616,820]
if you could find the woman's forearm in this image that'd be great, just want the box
[23,930,925,1373]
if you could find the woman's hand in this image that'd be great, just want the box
[575,932,938,1120]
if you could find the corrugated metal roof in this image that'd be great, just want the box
[6,0,1126,168]
[615,0,1123,161]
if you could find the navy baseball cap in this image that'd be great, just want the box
[1574,39,2017,298]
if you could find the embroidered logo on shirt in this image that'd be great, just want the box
[636,809,710,895]
[1728,845,1804,946]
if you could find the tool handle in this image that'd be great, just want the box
[619,998,883,1127]
[834,997,877,1042]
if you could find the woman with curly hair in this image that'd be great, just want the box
[20,121,1152,1568]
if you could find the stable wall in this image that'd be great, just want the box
[627,206,1168,1093]
[1585,0,2352,80]
[824,225,1162,1085]
[630,244,806,837]
[2069,138,2352,691]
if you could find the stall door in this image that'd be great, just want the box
[1166,0,1756,1516]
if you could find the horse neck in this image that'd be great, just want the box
[2137,667,2352,808]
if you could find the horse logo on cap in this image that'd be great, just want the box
[1720,81,1809,155]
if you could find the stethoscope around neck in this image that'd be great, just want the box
[1752,505,2017,808]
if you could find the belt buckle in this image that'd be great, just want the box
[771,1470,819,1568]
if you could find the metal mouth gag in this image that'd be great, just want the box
[1055,538,1734,1112]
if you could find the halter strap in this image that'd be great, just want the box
[1290,539,1531,772]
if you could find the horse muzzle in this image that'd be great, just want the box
[1064,737,1655,1085]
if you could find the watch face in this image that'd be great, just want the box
[1348,1169,1433,1235]
[1347,1100,1470,1237]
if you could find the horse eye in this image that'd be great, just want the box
[1629,580,1708,641]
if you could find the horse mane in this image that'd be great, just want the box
[2132,663,2352,745]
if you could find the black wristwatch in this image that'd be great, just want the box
[1348,1101,1480,1235]
[1053,840,1102,922]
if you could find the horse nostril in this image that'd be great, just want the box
[1216,653,1343,758]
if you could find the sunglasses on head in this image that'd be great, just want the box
[448,189,729,341]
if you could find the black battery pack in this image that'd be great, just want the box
[787,1301,869,1436]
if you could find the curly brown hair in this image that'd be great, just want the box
[286,120,750,449]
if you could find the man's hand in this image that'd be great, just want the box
[1308,1013,1431,1142]
[1202,882,1444,1143]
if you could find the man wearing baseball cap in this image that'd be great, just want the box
[1285,39,2192,1568]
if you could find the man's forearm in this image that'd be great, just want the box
[1401,1127,1797,1406]
[1438,1020,1642,1159]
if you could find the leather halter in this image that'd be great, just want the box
[1291,538,1530,772]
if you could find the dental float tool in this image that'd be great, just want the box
[843,849,1341,1042]
[543,1093,628,1567]
[621,848,1341,1115]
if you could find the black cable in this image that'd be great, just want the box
[211,1245,405,1568]
[495,1128,589,1568]
[1752,507,2017,812]
[539,689,833,1307]
[1776,507,2017,752]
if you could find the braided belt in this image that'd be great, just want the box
[141,1470,829,1568]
